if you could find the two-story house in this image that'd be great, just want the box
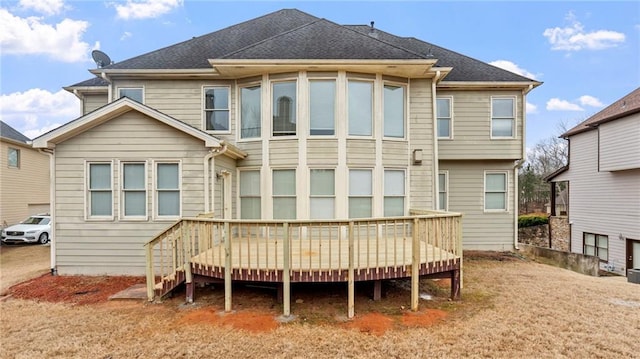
[33,9,539,276]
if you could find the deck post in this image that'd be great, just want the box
[145,243,155,302]
[184,221,193,303]
[411,218,420,311]
[373,280,382,301]
[283,222,291,317]
[348,221,355,318]
[457,216,464,289]
[224,221,232,312]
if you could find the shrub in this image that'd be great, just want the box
[518,214,549,228]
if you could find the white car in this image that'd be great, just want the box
[1,215,51,244]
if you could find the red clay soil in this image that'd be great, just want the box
[175,307,279,333]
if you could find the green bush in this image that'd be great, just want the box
[518,214,549,228]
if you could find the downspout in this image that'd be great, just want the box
[39,148,56,275]
[513,85,532,250]
[203,143,229,214]
[431,70,441,210]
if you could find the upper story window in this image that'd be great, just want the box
[349,169,372,218]
[240,85,261,139]
[309,80,335,136]
[438,171,448,210]
[7,147,19,168]
[383,84,405,138]
[118,88,143,103]
[272,81,297,137]
[155,162,180,218]
[121,162,146,219]
[310,169,335,219]
[491,97,515,138]
[348,80,373,136]
[273,169,296,219]
[204,87,230,132]
[87,162,113,219]
[485,171,507,211]
[437,97,452,139]
[384,169,405,216]
[239,170,261,219]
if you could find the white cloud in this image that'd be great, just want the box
[120,31,132,41]
[526,102,538,114]
[543,12,625,51]
[0,8,96,62]
[19,0,65,16]
[546,98,584,111]
[490,60,539,80]
[0,88,79,139]
[578,95,604,108]
[112,0,183,20]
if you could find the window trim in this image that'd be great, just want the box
[117,87,144,103]
[438,170,448,211]
[382,82,406,140]
[583,232,609,262]
[153,161,182,221]
[347,78,375,138]
[490,96,516,139]
[238,168,262,219]
[309,167,336,219]
[308,79,337,137]
[271,79,298,138]
[85,161,114,221]
[436,96,453,140]
[238,83,262,141]
[383,168,406,217]
[119,161,148,221]
[202,85,231,134]
[484,170,508,212]
[7,147,20,168]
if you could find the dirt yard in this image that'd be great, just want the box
[1,250,639,358]
[0,243,50,295]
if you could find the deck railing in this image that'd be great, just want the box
[145,210,462,317]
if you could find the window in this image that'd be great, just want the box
[485,172,507,211]
[310,169,335,219]
[273,169,296,219]
[384,84,404,138]
[349,169,372,218]
[240,85,261,139]
[118,88,143,103]
[121,162,146,218]
[272,81,296,136]
[7,147,19,168]
[240,170,261,219]
[437,98,452,139]
[156,163,180,217]
[584,233,608,262]
[348,81,373,136]
[204,87,230,131]
[491,97,515,138]
[309,80,335,136]
[384,170,405,216]
[87,163,112,218]
[438,171,448,210]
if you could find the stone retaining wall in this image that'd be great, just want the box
[518,216,570,252]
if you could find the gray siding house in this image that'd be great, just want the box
[548,87,640,276]
[33,9,540,275]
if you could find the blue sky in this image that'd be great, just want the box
[1,0,638,149]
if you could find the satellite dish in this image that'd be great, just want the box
[91,50,112,68]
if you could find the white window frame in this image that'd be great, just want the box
[484,171,508,212]
[238,168,261,219]
[383,82,406,139]
[202,86,231,133]
[438,170,448,211]
[583,232,609,262]
[347,79,374,138]
[272,168,296,220]
[309,168,336,219]
[308,79,337,137]
[490,96,516,139]
[7,147,20,168]
[119,161,147,221]
[238,83,262,140]
[348,168,374,218]
[271,80,298,138]
[85,161,114,221]
[436,97,453,139]
[153,161,181,221]
[117,87,144,103]
[383,169,406,217]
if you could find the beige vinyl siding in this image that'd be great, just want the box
[381,140,408,166]
[564,130,640,275]
[237,141,262,167]
[53,111,210,275]
[408,79,434,210]
[346,139,376,166]
[0,141,50,226]
[307,139,338,165]
[598,114,640,171]
[269,139,299,166]
[437,90,523,160]
[440,160,515,250]
[83,94,108,114]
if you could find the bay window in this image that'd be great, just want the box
[273,169,296,219]
[384,170,405,216]
[240,170,261,219]
[272,81,297,136]
[383,85,404,138]
[349,169,372,218]
[310,169,335,219]
[348,81,373,136]
[240,85,261,139]
[309,80,335,136]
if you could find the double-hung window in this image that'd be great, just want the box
[87,162,113,218]
[491,97,515,138]
[438,171,448,210]
[584,233,608,262]
[310,169,335,219]
[272,169,296,219]
[383,84,405,138]
[272,81,297,136]
[348,80,373,136]
[204,87,230,132]
[437,97,452,139]
[309,80,335,136]
[7,147,19,168]
[118,88,143,103]
[384,170,405,216]
[155,163,180,218]
[239,170,261,219]
[349,169,372,218]
[240,85,261,139]
[121,162,146,219]
[485,172,507,211]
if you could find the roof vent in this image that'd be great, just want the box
[369,21,378,38]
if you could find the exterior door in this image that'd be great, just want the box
[627,238,640,274]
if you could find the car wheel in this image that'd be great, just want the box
[38,233,49,244]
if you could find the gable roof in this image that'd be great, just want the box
[1,121,30,143]
[562,87,640,138]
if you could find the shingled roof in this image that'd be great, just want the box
[561,87,640,137]
[71,8,536,86]
[1,121,30,143]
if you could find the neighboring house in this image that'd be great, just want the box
[0,121,50,227]
[547,87,640,276]
[33,9,540,275]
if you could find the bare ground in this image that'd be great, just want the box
[0,243,50,295]
[1,249,639,358]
